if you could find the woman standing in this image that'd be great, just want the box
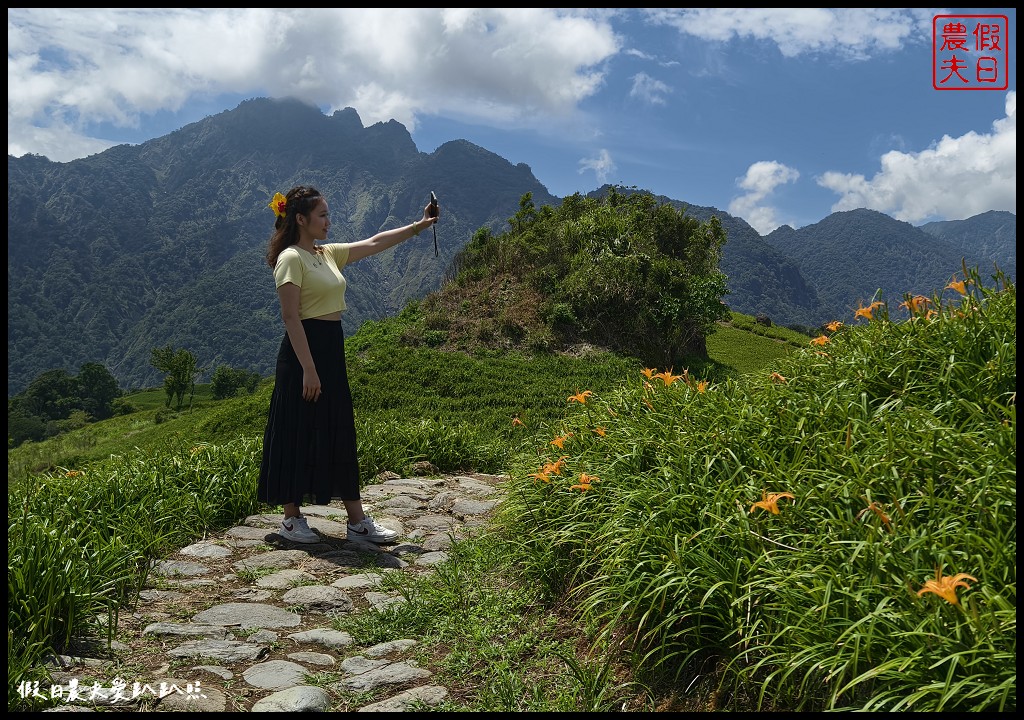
[259,185,439,544]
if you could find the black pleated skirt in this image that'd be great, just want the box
[258,318,361,506]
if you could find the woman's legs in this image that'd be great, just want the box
[343,499,366,524]
[283,501,363,523]
[277,497,396,543]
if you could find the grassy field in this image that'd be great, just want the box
[7,287,1016,712]
[8,311,803,485]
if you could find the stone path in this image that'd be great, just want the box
[40,471,507,712]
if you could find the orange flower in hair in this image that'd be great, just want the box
[269,192,288,219]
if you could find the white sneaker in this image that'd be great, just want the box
[279,515,319,543]
[347,514,398,543]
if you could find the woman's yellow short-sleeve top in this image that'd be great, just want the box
[273,243,351,319]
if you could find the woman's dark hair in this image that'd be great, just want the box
[265,185,324,268]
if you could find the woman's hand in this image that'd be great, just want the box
[302,369,322,402]
[421,200,439,226]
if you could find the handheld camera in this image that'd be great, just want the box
[428,191,439,257]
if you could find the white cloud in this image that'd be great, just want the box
[642,8,936,59]
[818,91,1016,223]
[579,148,616,186]
[728,161,801,234]
[629,72,671,105]
[7,8,620,161]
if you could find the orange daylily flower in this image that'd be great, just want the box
[749,491,796,515]
[810,335,830,346]
[511,417,525,427]
[542,457,568,476]
[899,295,931,314]
[854,301,884,321]
[695,380,708,393]
[568,390,594,404]
[64,470,82,477]
[769,372,787,384]
[550,434,571,449]
[825,320,844,332]
[570,472,600,491]
[856,501,892,531]
[528,469,551,484]
[641,368,657,379]
[592,426,607,437]
[916,567,977,606]
[654,369,684,386]
[946,278,967,295]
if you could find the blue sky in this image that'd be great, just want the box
[7,8,1016,234]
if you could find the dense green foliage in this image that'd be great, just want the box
[452,188,733,368]
[8,441,263,710]
[425,189,731,369]
[498,266,1015,711]
[209,364,262,400]
[7,363,122,446]
[7,358,260,449]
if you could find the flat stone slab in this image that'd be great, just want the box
[281,585,354,613]
[180,541,233,558]
[142,622,231,639]
[192,602,301,628]
[287,651,336,666]
[358,685,449,712]
[406,514,457,531]
[243,659,309,690]
[256,568,318,589]
[336,659,431,692]
[451,498,499,517]
[167,639,269,663]
[297,504,349,519]
[232,550,308,572]
[286,628,354,650]
[250,686,332,712]
[151,559,210,577]
[225,525,276,540]
[138,589,187,602]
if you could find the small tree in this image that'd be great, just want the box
[77,362,121,420]
[211,365,261,400]
[20,369,80,421]
[8,404,47,447]
[150,346,205,410]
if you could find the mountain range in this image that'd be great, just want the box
[6,97,1015,395]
